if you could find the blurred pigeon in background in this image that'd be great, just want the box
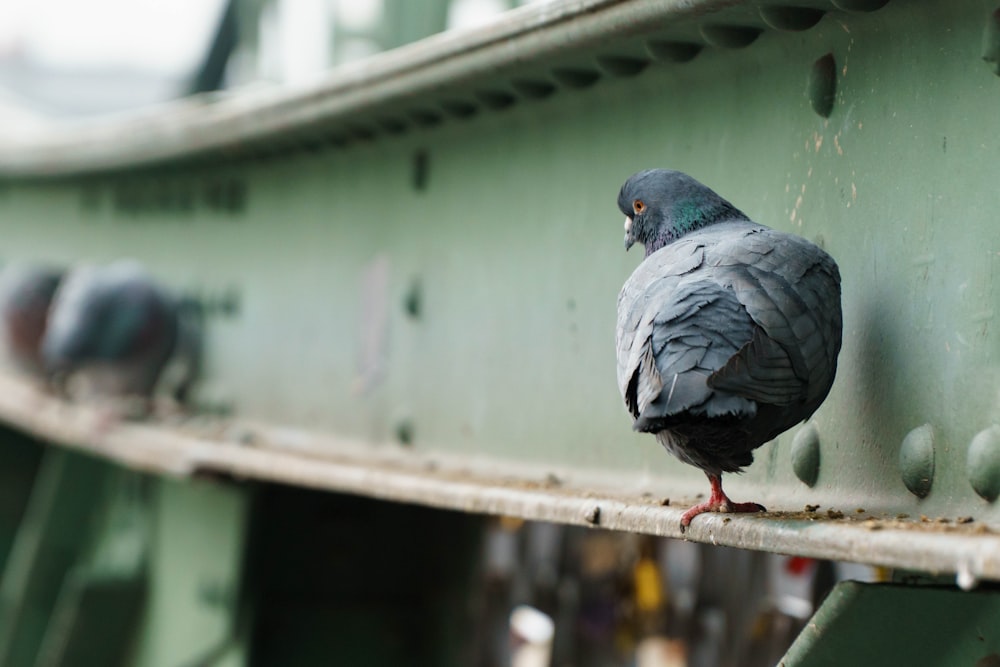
[42,260,200,415]
[0,264,64,377]
[615,169,842,529]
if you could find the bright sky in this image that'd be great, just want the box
[0,0,226,74]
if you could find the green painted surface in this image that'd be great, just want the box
[129,477,251,667]
[0,2,998,517]
[3,2,1000,663]
[782,581,1000,666]
[35,570,145,667]
[33,471,149,667]
[0,428,43,575]
[0,450,110,667]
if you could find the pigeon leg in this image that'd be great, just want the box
[679,473,765,530]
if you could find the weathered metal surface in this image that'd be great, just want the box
[0,0,998,576]
[0,428,44,575]
[33,472,149,667]
[128,478,250,667]
[0,451,110,666]
[0,0,855,176]
[780,581,1000,666]
[0,377,996,584]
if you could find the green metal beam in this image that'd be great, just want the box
[128,478,251,667]
[0,0,839,177]
[33,471,150,667]
[0,428,44,575]
[33,570,146,667]
[781,581,1000,666]
[0,450,109,666]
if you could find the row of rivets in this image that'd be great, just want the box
[227,1,905,163]
[790,422,1000,503]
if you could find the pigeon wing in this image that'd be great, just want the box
[617,233,759,428]
[617,223,841,431]
[706,229,842,408]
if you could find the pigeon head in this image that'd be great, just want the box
[618,169,748,256]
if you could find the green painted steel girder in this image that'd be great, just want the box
[0,0,998,580]
[781,581,1000,666]
[128,478,250,667]
[0,428,43,576]
[0,451,110,666]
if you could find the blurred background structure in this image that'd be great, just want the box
[0,0,999,665]
[0,0,545,118]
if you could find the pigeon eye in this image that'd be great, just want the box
[633,200,645,215]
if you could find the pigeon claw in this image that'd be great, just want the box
[678,473,766,532]
[679,499,766,532]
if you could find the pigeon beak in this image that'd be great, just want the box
[624,216,635,251]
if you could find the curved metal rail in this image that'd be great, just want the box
[0,0,838,176]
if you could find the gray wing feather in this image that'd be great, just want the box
[617,221,841,428]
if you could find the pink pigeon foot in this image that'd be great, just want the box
[680,473,765,531]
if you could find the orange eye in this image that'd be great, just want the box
[633,200,645,215]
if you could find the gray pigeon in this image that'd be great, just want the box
[41,261,182,411]
[615,169,842,529]
[0,264,64,376]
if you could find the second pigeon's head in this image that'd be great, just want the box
[618,169,747,256]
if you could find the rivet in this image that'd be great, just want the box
[596,56,650,77]
[403,278,422,319]
[409,109,443,127]
[830,0,889,11]
[197,579,234,608]
[325,133,351,149]
[377,117,409,134]
[982,8,1000,76]
[583,504,601,525]
[475,90,516,110]
[645,41,702,63]
[967,425,1000,501]
[218,287,242,318]
[395,420,414,447]
[441,100,479,119]
[346,124,376,141]
[699,25,762,49]
[791,423,821,486]
[511,79,556,99]
[412,150,429,191]
[552,68,601,89]
[808,53,837,118]
[758,7,826,31]
[899,424,935,498]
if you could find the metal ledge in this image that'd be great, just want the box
[0,0,874,177]
[0,374,995,585]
